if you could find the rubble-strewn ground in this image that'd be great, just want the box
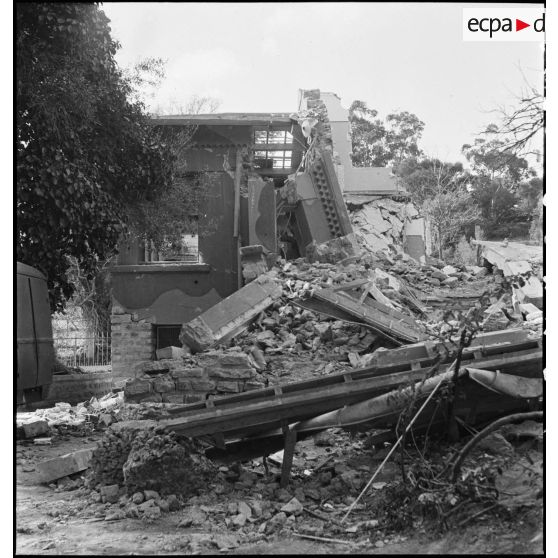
[16,415,543,555]
[16,234,543,554]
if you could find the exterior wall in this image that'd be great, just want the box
[110,126,248,378]
[301,90,405,196]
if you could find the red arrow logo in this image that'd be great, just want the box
[516,19,530,31]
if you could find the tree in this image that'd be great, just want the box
[399,158,480,258]
[348,101,424,168]
[17,3,173,310]
[462,134,537,239]
[462,135,532,184]
[481,76,544,158]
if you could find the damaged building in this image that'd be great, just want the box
[109,89,431,379]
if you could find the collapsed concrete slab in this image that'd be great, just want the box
[473,240,543,309]
[180,273,283,352]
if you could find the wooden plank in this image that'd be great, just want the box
[161,348,541,439]
[280,426,297,488]
[167,331,539,417]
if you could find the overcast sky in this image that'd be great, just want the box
[102,2,544,166]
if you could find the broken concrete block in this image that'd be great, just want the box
[180,273,283,352]
[155,346,184,360]
[218,353,253,367]
[281,497,304,516]
[431,270,448,282]
[21,420,50,439]
[36,447,95,483]
[441,265,459,276]
[443,276,459,286]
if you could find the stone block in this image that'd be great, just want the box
[162,393,185,404]
[175,377,193,391]
[21,420,50,439]
[216,381,242,393]
[208,367,255,380]
[36,447,95,483]
[218,353,253,367]
[189,378,216,391]
[124,378,152,397]
[152,375,176,393]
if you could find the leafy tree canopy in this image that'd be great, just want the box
[17,3,173,310]
[348,100,424,169]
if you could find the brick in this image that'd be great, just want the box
[124,378,152,396]
[162,393,185,404]
[208,367,255,380]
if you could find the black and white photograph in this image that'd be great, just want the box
[15,2,547,555]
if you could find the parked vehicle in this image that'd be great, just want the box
[17,262,54,404]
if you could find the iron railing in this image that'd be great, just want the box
[54,330,111,369]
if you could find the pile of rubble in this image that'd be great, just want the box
[16,392,124,440]
[349,198,424,256]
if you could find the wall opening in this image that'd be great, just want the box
[154,325,182,350]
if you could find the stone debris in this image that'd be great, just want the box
[36,447,95,483]
[16,393,125,438]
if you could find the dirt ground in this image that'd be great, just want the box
[16,429,543,555]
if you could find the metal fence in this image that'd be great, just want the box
[53,330,111,369]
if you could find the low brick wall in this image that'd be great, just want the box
[123,350,266,404]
